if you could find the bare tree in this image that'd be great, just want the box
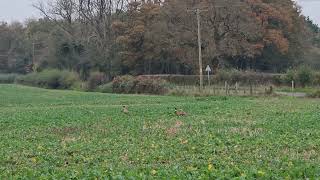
[34,0,129,77]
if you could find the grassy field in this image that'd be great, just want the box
[0,84,320,179]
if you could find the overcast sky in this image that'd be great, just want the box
[0,0,320,25]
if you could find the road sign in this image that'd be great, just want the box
[205,65,211,72]
[205,65,211,86]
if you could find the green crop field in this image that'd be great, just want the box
[0,84,320,179]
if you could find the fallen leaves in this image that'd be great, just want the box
[31,157,37,164]
[151,169,157,175]
[165,121,184,136]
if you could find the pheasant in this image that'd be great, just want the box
[175,108,187,116]
[122,105,129,114]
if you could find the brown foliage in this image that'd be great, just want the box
[114,0,305,73]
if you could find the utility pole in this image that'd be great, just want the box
[188,8,208,91]
[188,2,245,92]
[197,9,204,90]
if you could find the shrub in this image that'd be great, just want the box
[284,69,296,84]
[58,71,80,89]
[313,72,320,85]
[0,74,19,84]
[134,76,168,94]
[272,75,284,86]
[296,66,313,87]
[215,70,232,83]
[112,75,136,93]
[15,73,38,86]
[87,72,107,90]
[140,70,280,86]
[71,81,86,91]
[308,91,320,98]
[16,69,80,89]
[284,66,314,87]
[97,83,113,93]
[112,75,168,95]
[37,70,61,88]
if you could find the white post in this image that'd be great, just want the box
[292,80,294,92]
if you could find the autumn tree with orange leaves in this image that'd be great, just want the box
[113,0,308,74]
[0,0,315,75]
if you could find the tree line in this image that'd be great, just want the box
[0,0,319,80]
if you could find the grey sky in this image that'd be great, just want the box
[0,0,320,25]
[0,0,40,23]
[297,0,320,25]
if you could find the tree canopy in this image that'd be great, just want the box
[0,0,319,77]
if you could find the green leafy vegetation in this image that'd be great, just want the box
[141,71,282,86]
[15,69,80,89]
[96,83,113,93]
[0,84,319,178]
[86,72,108,91]
[309,90,320,98]
[0,73,19,84]
[284,66,315,87]
[112,75,169,95]
[277,87,318,94]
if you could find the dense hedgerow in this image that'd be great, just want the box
[112,75,168,95]
[313,72,320,85]
[15,69,80,89]
[284,66,315,87]
[309,90,320,98]
[0,74,19,84]
[87,71,108,90]
[297,66,313,87]
[140,70,281,86]
[141,68,320,88]
[8,67,320,92]
[112,75,136,94]
[97,82,113,93]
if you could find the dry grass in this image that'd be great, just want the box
[169,84,274,96]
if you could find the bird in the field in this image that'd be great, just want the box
[175,107,187,116]
[122,105,129,114]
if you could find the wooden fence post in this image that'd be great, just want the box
[292,80,295,97]
[228,84,230,95]
[225,81,228,96]
[235,82,238,95]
